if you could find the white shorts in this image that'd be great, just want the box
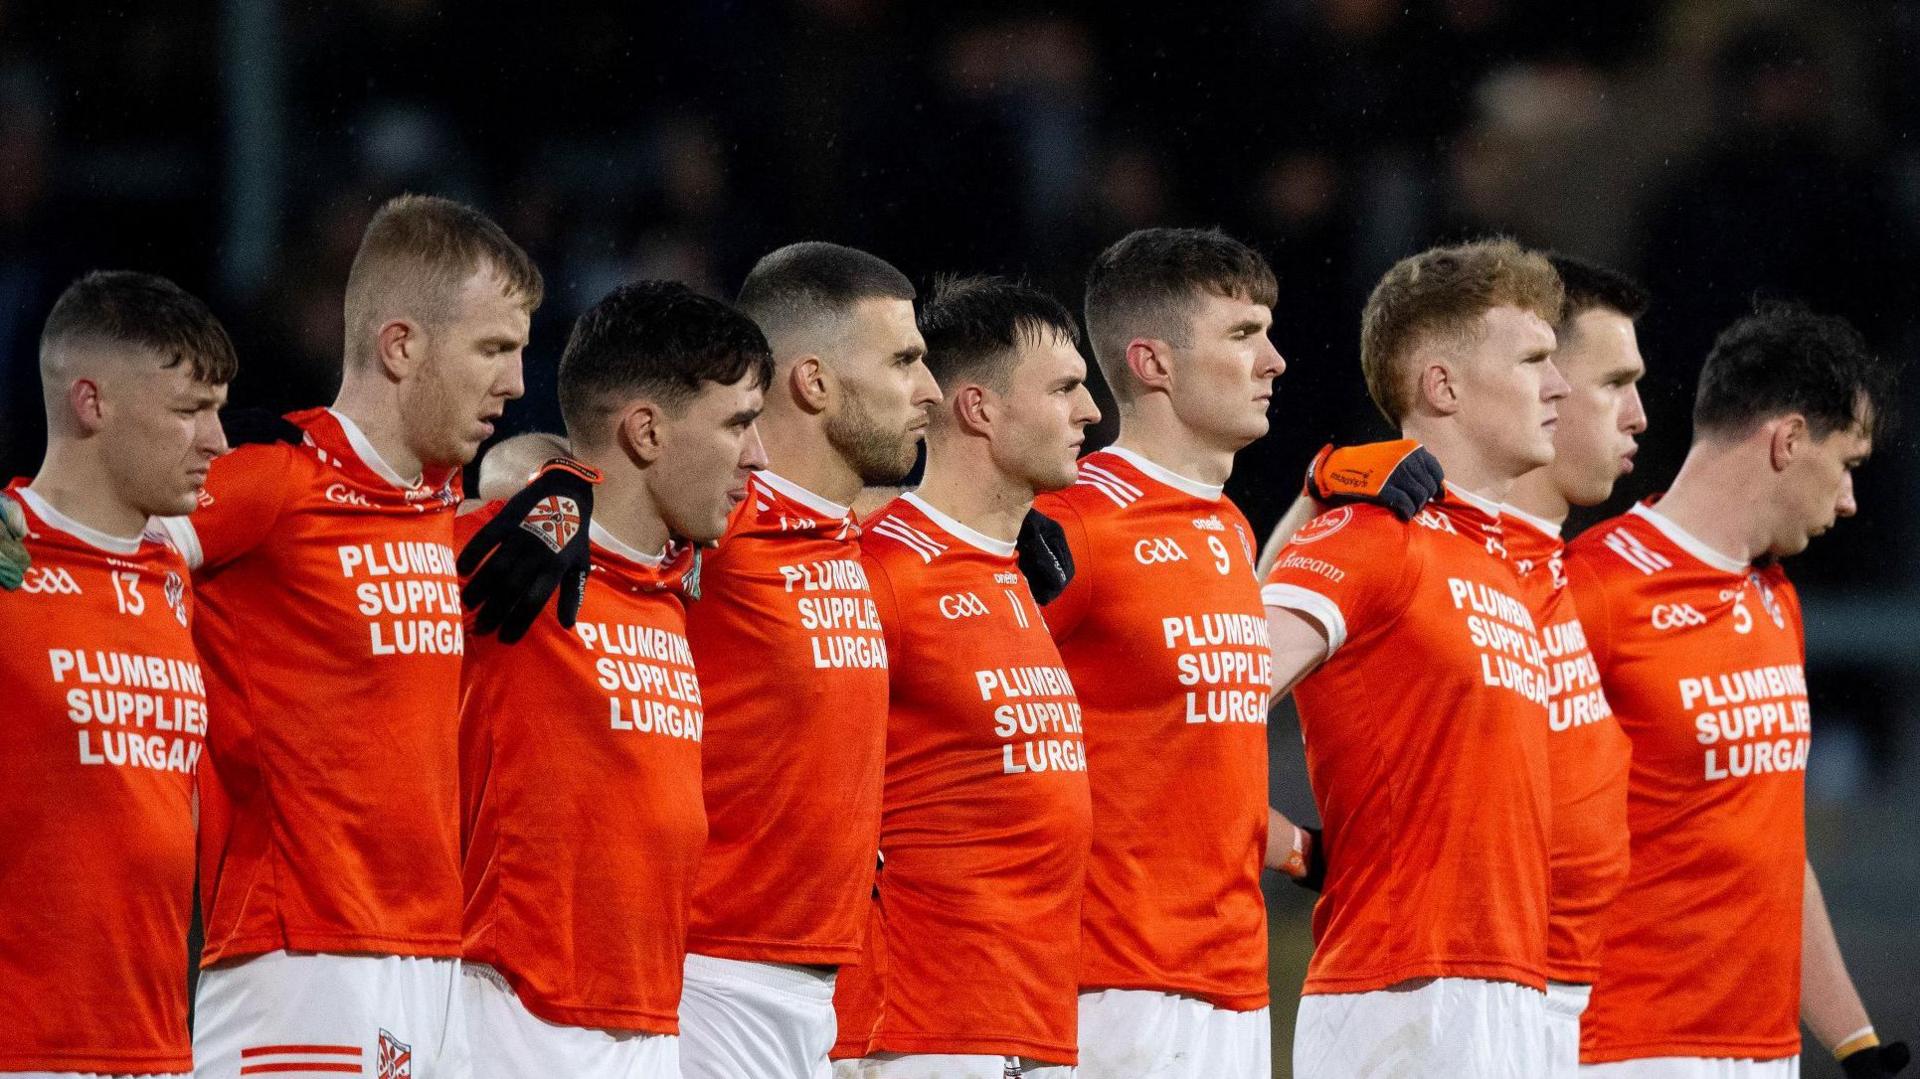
[677,953,837,1079]
[1075,989,1269,1079]
[1581,1056,1800,1078]
[461,963,679,1078]
[831,1053,1075,1078]
[1293,976,1547,1079]
[1545,981,1593,1079]
[192,950,469,1079]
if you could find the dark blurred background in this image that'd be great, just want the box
[1,1,1915,1073]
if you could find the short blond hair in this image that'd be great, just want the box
[1359,238,1563,424]
[343,194,544,366]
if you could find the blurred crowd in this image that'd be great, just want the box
[2,0,1917,588]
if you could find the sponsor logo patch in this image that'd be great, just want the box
[519,495,582,553]
[1290,505,1353,545]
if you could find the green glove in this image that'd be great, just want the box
[0,498,29,591]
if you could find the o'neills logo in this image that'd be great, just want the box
[1290,505,1352,545]
[519,495,581,553]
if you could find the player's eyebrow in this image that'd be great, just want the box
[728,407,762,426]
[1228,319,1267,337]
[894,344,926,362]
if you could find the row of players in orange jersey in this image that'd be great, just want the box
[0,194,1907,1079]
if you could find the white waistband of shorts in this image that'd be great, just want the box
[683,953,837,999]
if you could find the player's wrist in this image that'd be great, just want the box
[1838,1027,1881,1060]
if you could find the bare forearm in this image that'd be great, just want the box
[1256,494,1325,579]
[1803,860,1874,1052]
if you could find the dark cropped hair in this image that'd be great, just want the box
[917,275,1081,387]
[558,281,775,446]
[1083,228,1277,401]
[735,241,916,349]
[41,270,238,384]
[1547,254,1650,327]
[1694,302,1898,441]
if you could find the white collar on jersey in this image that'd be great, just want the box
[1445,481,1505,520]
[1629,502,1749,574]
[16,486,146,554]
[589,520,665,565]
[901,492,1017,557]
[1500,501,1563,539]
[756,469,850,519]
[327,408,424,490]
[1102,445,1223,502]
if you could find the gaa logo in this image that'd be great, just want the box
[21,566,82,595]
[1133,537,1188,565]
[1651,603,1708,630]
[1290,505,1352,545]
[937,591,990,619]
[376,1029,411,1079]
[519,495,582,553]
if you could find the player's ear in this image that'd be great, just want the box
[1124,337,1173,394]
[617,399,666,466]
[1769,414,1807,472]
[952,383,993,437]
[1414,353,1458,416]
[789,354,831,414]
[374,318,420,379]
[67,378,106,434]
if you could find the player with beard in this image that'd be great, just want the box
[1,272,233,1079]
[1567,305,1909,1079]
[153,195,543,1078]
[676,242,941,1079]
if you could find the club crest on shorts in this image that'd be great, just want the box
[519,495,581,553]
[377,1029,412,1079]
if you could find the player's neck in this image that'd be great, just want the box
[914,448,1030,543]
[755,408,863,508]
[1503,466,1571,528]
[1401,419,1516,507]
[585,458,671,557]
[29,445,149,540]
[1649,442,1768,564]
[329,383,425,485]
[1109,410,1235,488]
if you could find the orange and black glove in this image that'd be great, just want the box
[1840,1034,1910,1078]
[1305,439,1444,521]
[459,457,603,644]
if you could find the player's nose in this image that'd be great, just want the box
[1622,384,1648,436]
[740,423,770,472]
[1835,472,1858,518]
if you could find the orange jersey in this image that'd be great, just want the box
[683,470,890,965]
[0,485,205,1074]
[1504,507,1631,984]
[1566,502,1808,1063]
[832,494,1092,1062]
[458,507,705,1034]
[157,408,466,965]
[1263,487,1552,995]
[1034,447,1271,1011]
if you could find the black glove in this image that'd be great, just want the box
[1305,440,1445,521]
[219,408,304,447]
[1017,509,1074,606]
[1842,1042,1911,1079]
[458,457,601,644]
[1292,825,1327,893]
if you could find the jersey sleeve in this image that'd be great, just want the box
[860,550,907,660]
[1034,496,1094,641]
[155,443,299,572]
[1259,506,1415,657]
[1562,550,1617,672]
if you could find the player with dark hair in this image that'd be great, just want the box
[675,241,940,1078]
[1,271,233,1078]
[1497,253,1651,1075]
[154,194,543,1077]
[828,276,1098,1079]
[1568,303,1908,1079]
[458,281,771,1077]
[1034,227,1284,1077]
[1263,238,1569,1076]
